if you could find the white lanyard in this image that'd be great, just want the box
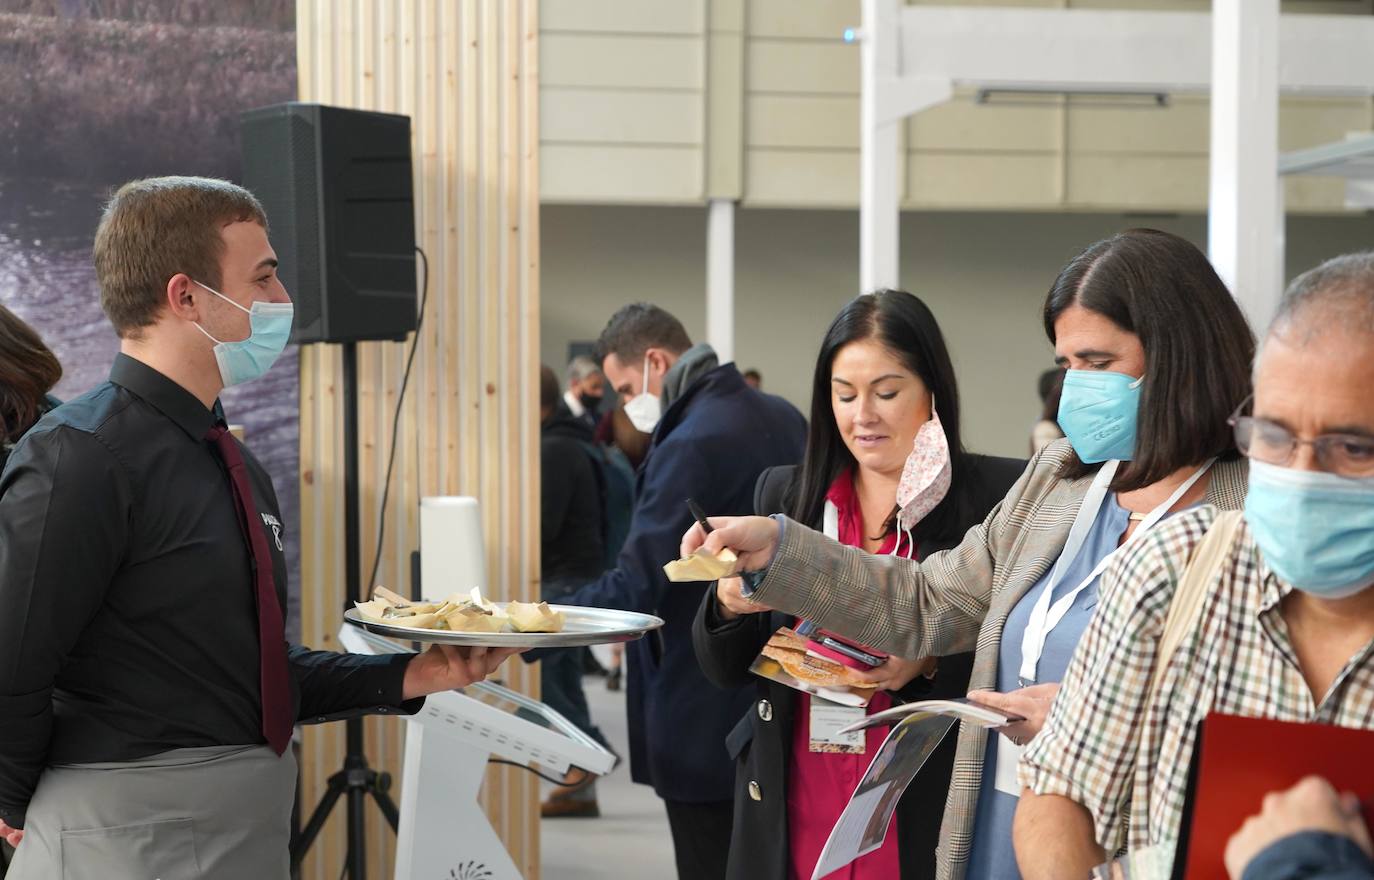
[822,500,915,559]
[1016,458,1214,686]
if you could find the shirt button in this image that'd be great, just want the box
[757,700,773,722]
[748,781,763,802]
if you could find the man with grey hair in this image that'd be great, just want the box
[563,354,605,429]
[1013,252,1374,879]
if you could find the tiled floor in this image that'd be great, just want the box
[540,674,677,879]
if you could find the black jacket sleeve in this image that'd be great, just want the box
[691,466,797,691]
[0,427,130,830]
[290,648,422,723]
[1242,831,1374,880]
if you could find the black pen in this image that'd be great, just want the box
[687,498,713,535]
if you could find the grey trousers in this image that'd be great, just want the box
[7,745,296,880]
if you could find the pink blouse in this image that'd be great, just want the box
[786,472,904,880]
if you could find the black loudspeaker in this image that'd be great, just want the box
[240,102,417,344]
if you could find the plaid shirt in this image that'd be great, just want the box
[1022,505,1374,855]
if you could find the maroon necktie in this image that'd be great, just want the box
[205,423,293,755]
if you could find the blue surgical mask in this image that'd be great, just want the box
[1245,459,1374,599]
[191,280,293,387]
[1057,369,1143,463]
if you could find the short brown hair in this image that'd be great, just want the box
[93,176,268,337]
[0,303,62,443]
[593,303,692,366]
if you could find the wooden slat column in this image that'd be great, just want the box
[294,1,541,876]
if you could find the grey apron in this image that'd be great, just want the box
[7,745,296,880]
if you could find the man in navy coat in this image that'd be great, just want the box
[552,303,805,878]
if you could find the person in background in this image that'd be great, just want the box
[1029,367,1065,454]
[743,368,763,390]
[538,364,616,818]
[693,289,1024,880]
[0,177,516,878]
[1014,252,1374,879]
[548,303,807,879]
[0,303,62,477]
[679,229,1256,880]
[1226,777,1374,880]
[564,354,605,430]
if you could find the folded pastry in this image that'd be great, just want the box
[663,547,738,582]
[507,601,567,633]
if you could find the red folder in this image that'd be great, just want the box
[1178,712,1374,879]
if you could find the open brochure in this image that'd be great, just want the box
[838,697,1023,735]
[811,699,1025,880]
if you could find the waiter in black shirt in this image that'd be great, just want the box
[0,176,518,878]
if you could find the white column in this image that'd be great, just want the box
[1207,0,1281,326]
[706,198,735,363]
[860,0,901,293]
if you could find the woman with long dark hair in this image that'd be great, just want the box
[693,289,1024,879]
[684,229,1258,880]
[0,303,61,475]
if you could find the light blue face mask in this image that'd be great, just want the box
[1245,459,1374,599]
[1056,369,1144,463]
[191,280,294,387]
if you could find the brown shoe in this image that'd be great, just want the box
[541,795,601,818]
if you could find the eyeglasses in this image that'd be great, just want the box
[1229,401,1374,479]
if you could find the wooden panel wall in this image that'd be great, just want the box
[544,0,1374,211]
[540,0,706,203]
[295,1,542,877]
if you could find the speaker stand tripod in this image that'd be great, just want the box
[290,342,398,879]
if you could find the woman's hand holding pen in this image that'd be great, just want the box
[681,515,781,574]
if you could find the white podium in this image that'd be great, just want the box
[340,627,615,880]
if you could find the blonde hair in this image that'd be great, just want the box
[93,176,267,338]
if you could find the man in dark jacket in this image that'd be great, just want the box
[538,365,613,817]
[553,303,806,879]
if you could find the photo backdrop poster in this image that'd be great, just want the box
[0,0,304,635]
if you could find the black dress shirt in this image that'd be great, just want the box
[0,354,419,829]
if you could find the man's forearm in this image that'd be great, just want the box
[1014,789,1106,880]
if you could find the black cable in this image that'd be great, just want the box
[366,246,429,594]
[487,759,593,788]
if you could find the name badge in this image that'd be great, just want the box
[993,733,1024,797]
[810,699,866,754]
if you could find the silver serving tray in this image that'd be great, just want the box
[343,605,664,648]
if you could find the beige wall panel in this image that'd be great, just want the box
[1067,96,1209,155]
[297,0,542,877]
[541,33,703,89]
[745,149,859,206]
[747,94,859,149]
[542,88,703,145]
[542,144,704,203]
[905,153,1062,208]
[748,0,858,39]
[1284,175,1361,212]
[1279,98,1374,151]
[910,0,1061,7]
[907,96,1063,152]
[1067,155,1209,209]
[542,0,704,34]
[748,40,859,95]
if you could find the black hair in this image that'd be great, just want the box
[593,303,693,366]
[1043,228,1255,491]
[787,289,970,546]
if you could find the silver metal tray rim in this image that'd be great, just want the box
[342,605,665,648]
